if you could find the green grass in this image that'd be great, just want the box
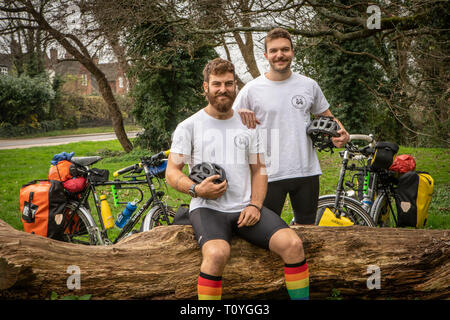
[1,141,448,233]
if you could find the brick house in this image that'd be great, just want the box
[0,47,128,96]
[48,48,128,95]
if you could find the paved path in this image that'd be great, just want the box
[0,131,141,150]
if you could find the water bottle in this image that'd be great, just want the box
[100,195,114,229]
[115,200,138,228]
[362,195,372,210]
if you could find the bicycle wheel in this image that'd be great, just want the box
[315,195,375,227]
[370,193,397,227]
[62,201,99,245]
[140,205,176,232]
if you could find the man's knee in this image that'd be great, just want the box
[284,231,304,255]
[269,229,305,262]
[288,234,303,251]
[202,240,230,266]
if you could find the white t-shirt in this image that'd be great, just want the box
[170,109,264,213]
[232,72,329,182]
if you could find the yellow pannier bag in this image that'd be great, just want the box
[396,171,434,228]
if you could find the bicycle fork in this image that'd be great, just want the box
[333,150,350,218]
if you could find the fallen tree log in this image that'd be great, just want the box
[0,219,448,300]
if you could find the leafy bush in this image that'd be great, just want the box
[0,73,134,137]
[0,74,54,127]
[63,92,134,127]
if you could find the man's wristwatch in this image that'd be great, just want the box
[188,183,198,198]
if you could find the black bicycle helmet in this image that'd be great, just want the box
[189,162,227,184]
[306,116,341,152]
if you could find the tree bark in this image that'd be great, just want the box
[0,219,448,300]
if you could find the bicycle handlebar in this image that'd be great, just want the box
[113,163,140,177]
[349,134,376,146]
[149,149,170,162]
[113,150,170,177]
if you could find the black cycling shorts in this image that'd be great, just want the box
[263,175,320,225]
[189,206,289,249]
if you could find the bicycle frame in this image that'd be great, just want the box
[332,135,377,215]
[333,149,351,218]
[63,158,169,245]
[331,134,400,225]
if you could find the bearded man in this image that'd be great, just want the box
[165,58,310,300]
[233,28,350,225]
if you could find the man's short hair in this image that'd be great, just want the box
[264,28,293,52]
[203,58,235,83]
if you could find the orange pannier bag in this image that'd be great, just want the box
[48,160,73,182]
[20,180,67,240]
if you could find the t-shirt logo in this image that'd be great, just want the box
[291,95,306,109]
[234,133,250,150]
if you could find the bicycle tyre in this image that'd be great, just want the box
[62,201,99,245]
[315,195,375,227]
[140,205,176,232]
[370,193,397,227]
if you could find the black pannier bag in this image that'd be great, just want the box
[370,142,399,170]
[395,171,434,228]
[90,168,109,183]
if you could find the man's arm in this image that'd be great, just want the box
[165,153,194,194]
[165,153,227,199]
[237,153,267,228]
[249,153,267,209]
[316,109,350,148]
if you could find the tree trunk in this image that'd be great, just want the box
[0,219,448,300]
[93,70,133,152]
[224,0,260,79]
[23,2,133,153]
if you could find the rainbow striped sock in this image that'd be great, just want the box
[197,272,223,300]
[284,259,309,300]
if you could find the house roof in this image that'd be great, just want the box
[0,53,12,67]
[53,60,119,82]
[99,63,118,82]
[54,60,81,76]
[0,51,121,82]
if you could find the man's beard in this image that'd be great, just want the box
[269,57,292,73]
[207,90,236,113]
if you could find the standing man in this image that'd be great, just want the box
[233,28,350,225]
[166,58,310,300]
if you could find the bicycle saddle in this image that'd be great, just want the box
[71,156,102,167]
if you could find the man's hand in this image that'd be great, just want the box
[237,108,260,129]
[237,205,261,228]
[317,109,350,148]
[195,175,227,199]
[332,128,350,148]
